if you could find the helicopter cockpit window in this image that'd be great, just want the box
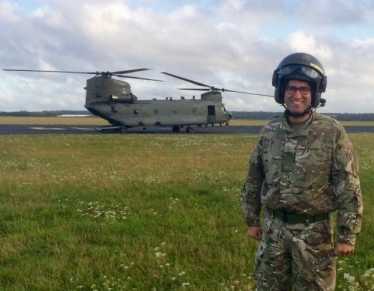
[221,105,227,112]
[133,110,139,115]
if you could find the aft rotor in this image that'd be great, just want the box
[162,72,273,97]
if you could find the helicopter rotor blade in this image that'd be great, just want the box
[178,87,272,96]
[178,88,210,91]
[3,69,99,74]
[111,68,150,74]
[223,89,273,97]
[114,75,164,82]
[3,68,155,77]
[162,72,211,88]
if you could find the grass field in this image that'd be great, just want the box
[1,116,374,127]
[0,125,373,290]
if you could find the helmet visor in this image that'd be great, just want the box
[277,65,323,80]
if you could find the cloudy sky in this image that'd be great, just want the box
[1,0,374,113]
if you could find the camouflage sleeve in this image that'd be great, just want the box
[332,126,363,246]
[240,137,264,226]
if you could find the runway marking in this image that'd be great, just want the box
[30,127,65,131]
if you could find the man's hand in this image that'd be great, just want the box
[335,243,355,257]
[247,226,262,241]
[312,243,355,269]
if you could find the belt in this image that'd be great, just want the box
[271,209,329,224]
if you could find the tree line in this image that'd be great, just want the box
[231,111,374,121]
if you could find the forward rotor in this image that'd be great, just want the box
[3,68,164,82]
[162,72,272,97]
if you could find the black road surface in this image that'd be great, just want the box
[1,124,374,135]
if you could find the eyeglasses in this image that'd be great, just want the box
[286,86,310,95]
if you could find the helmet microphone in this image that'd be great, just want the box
[319,98,326,107]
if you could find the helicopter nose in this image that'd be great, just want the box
[227,112,233,119]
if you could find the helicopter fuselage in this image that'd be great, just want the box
[84,76,232,132]
[86,98,230,126]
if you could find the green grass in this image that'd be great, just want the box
[0,134,373,290]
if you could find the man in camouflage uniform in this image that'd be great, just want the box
[241,52,363,291]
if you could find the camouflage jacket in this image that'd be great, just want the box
[241,112,363,245]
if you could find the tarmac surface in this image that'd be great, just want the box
[1,124,374,135]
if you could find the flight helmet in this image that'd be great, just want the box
[272,52,327,108]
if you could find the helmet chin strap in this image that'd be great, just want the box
[283,104,313,118]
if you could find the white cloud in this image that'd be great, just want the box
[288,31,333,59]
[1,0,374,113]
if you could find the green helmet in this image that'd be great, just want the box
[272,52,327,108]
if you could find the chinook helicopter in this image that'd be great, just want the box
[3,68,272,133]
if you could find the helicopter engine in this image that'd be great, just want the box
[109,94,136,103]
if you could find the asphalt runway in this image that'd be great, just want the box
[1,124,374,135]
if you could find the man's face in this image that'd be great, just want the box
[284,80,312,114]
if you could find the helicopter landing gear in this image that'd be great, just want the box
[121,126,128,133]
[172,126,180,133]
[186,126,193,133]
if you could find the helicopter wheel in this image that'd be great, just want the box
[121,126,128,133]
[186,126,193,133]
[172,125,180,133]
[225,121,229,126]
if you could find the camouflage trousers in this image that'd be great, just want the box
[254,209,336,291]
